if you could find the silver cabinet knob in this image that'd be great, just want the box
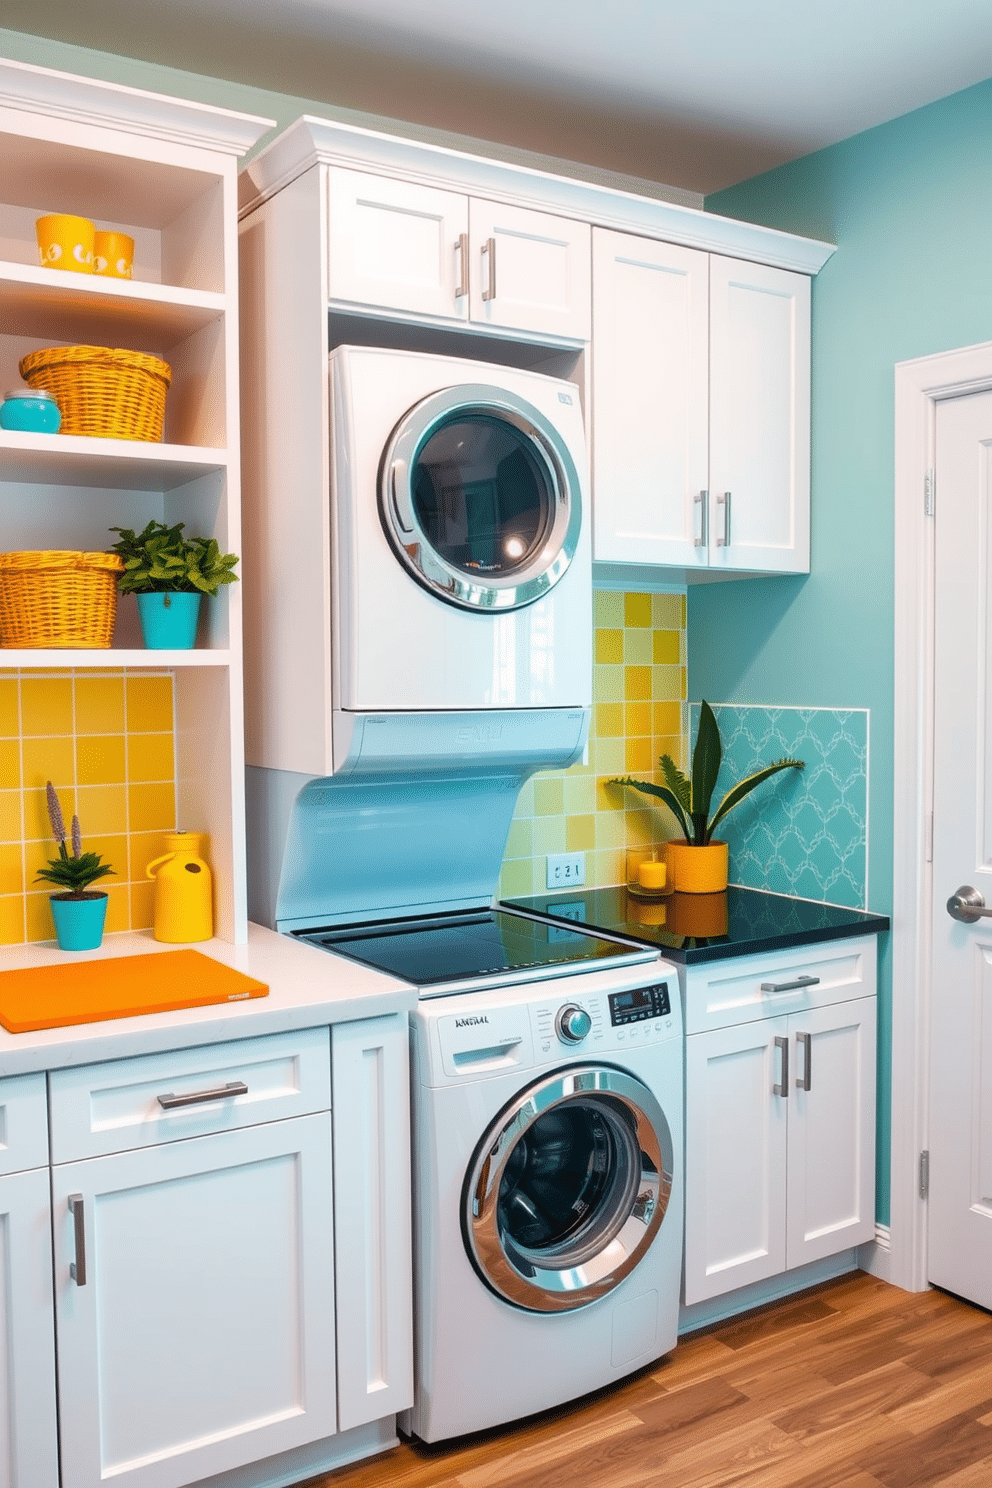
[556,1004,592,1044]
[946,885,992,923]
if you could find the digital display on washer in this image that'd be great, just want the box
[608,982,671,1025]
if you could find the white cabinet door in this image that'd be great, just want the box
[332,1013,413,1431]
[684,1016,789,1304]
[708,255,810,574]
[468,199,591,340]
[52,1113,336,1488]
[327,165,469,320]
[685,994,877,1305]
[591,228,709,567]
[786,997,877,1267]
[325,167,589,340]
[0,1166,60,1488]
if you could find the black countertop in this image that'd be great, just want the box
[501,885,890,966]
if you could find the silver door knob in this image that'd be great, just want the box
[946,885,992,923]
[556,1004,592,1043]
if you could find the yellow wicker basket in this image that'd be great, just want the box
[18,345,171,442]
[0,551,126,649]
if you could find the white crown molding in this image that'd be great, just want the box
[0,57,273,158]
[240,114,835,276]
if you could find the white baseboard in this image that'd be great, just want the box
[858,1224,894,1284]
[678,1251,859,1335]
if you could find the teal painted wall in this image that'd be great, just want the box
[696,79,992,1224]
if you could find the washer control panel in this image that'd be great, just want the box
[608,982,672,1026]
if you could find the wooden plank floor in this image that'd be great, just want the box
[303,1274,991,1488]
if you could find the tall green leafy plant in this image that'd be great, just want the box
[612,701,804,846]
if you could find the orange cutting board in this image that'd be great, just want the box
[0,950,268,1033]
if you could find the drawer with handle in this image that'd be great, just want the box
[682,935,877,1035]
[48,1026,331,1163]
[0,1071,49,1176]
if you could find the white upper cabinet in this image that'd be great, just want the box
[591,231,709,567]
[592,229,812,577]
[325,165,590,340]
[708,255,810,574]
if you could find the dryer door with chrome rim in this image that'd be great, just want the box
[463,1064,674,1312]
[379,383,582,611]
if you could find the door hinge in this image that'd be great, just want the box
[924,469,935,517]
[919,1149,930,1199]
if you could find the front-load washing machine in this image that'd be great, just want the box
[403,955,684,1443]
[329,345,591,730]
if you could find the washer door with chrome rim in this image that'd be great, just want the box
[379,383,582,612]
[463,1064,674,1313]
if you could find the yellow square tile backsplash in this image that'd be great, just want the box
[0,670,177,946]
[498,589,687,896]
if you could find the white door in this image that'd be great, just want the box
[708,255,810,574]
[786,998,877,1268]
[326,165,470,320]
[929,387,992,1309]
[591,228,709,567]
[52,1113,337,1488]
[468,199,590,340]
[0,1167,60,1488]
[683,1017,788,1303]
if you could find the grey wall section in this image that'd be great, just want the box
[0,27,701,204]
[694,77,992,1225]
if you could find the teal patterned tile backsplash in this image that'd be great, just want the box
[694,705,869,908]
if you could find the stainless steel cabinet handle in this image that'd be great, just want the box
[946,885,992,923]
[481,236,496,300]
[773,1035,789,1097]
[157,1080,248,1110]
[69,1193,86,1286]
[716,490,732,546]
[694,489,709,548]
[454,231,469,298]
[796,1030,812,1091]
[760,974,820,993]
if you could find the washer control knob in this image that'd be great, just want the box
[556,1004,592,1044]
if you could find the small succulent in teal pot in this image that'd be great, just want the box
[36,782,115,950]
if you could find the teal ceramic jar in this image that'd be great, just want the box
[0,388,61,433]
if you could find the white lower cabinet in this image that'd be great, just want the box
[682,938,878,1306]
[8,1015,411,1488]
[52,1114,336,1488]
[1,1075,59,1488]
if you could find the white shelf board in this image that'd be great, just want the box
[0,263,226,349]
[0,648,233,669]
[0,431,227,489]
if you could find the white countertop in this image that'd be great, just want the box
[0,922,416,1077]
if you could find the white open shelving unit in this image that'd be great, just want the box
[0,59,274,942]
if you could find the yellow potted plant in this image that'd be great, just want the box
[612,701,804,892]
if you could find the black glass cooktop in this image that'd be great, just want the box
[294,906,654,989]
[500,886,889,965]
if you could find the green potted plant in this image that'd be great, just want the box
[36,782,115,950]
[612,701,804,892]
[109,519,239,649]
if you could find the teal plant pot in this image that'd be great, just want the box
[49,892,108,952]
[136,591,202,649]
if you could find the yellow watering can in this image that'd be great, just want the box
[146,832,213,942]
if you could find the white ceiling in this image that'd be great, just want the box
[4,0,991,192]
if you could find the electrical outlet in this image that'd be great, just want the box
[546,852,585,890]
